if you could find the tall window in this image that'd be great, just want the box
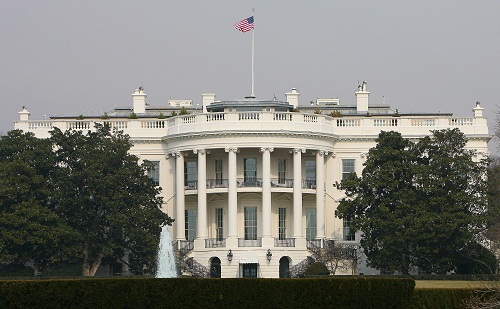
[146,161,160,186]
[305,208,316,241]
[215,159,223,185]
[185,209,197,241]
[244,207,257,240]
[215,208,223,241]
[278,159,287,184]
[184,161,197,188]
[342,159,356,180]
[278,208,287,240]
[244,158,257,182]
[343,215,355,241]
[305,160,316,188]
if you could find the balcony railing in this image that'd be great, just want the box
[237,178,263,188]
[238,238,262,247]
[205,238,226,248]
[274,238,295,247]
[206,179,229,188]
[302,179,316,189]
[185,180,198,190]
[271,178,294,188]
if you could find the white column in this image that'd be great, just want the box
[174,151,185,241]
[196,149,207,239]
[226,147,238,239]
[261,147,273,240]
[316,150,326,240]
[292,148,305,238]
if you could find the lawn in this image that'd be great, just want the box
[415,280,500,289]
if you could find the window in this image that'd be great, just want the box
[278,159,287,184]
[184,161,197,188]
[215,159,223,186]
[215,208,223,241]
[244,207,257,240]
[343,215,355,241]
[342,159,356,180]
[305,160,316,188]
[244,158,257,182]
[185,209,197,241]
[305,208,316,241]
[146,161,160,186]
[278,208,287,240]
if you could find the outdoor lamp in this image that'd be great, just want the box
[266,249,272,262]
[227,249,233,262]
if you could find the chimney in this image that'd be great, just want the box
[473,101,484,118]
[18,106,31,121]
[285,88,300,109]
[132,87,147,114]
[355,81,369,113]
[202,93,216,113]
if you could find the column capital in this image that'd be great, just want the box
[289,148,306,154]
[193,149,206,155]
[260,147,274,153]
[225,147,239,153]
[170,151,183,157]
[360,152,368,159]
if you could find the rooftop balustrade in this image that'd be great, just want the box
[15,111,488,140]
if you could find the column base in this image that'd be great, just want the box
[294,237,307,249]
[225,237,239,249]
[193,238,205,250]
[261,236,274,248]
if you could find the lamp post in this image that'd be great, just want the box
[266,249,272,262]
[227,249,233,262]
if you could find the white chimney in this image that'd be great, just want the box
[355,81,370,113]
[202,93,216,113]
[18,106,31,121]
[132,87,147,114]
[285,88,300,109]
[473,101,484,118]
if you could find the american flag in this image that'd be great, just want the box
[234,16,254,32]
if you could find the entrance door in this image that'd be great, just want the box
[279,257,290,278]
[210,257,221,278]
[242,263,258,277]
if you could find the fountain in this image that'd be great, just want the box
[156,225,177,278]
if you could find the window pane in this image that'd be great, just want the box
[184,161,197,187]
[216,208,223,240]
[279,208,286,240]
[146,161,160,186]
[185,209,197,241]
[342,159,356,180]
[278,159,287,184]
[343,215,355,241]
[244,158,257,181]
[305,208,316,241]
[215,159,223,185]
[244,207,257,240]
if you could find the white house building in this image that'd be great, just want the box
[14,83,490,278]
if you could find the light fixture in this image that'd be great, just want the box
[227,249,233,262]
[266,249,272,262]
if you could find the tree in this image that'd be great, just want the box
[336,129,489,274]
[0,130,79,273]
[50,123,173,276]
[321,240,361,275]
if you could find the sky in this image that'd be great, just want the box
[1,1,499,155]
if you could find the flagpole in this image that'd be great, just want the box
[251,8,255,98]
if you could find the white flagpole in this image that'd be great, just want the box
[251,8,255,98]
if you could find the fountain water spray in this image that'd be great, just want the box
[156,225,177,278]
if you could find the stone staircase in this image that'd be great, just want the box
[176,240,210,277]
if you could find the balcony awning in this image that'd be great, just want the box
[238,251,259,264]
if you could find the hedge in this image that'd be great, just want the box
[410,289,473,309]
[0,277,414,308]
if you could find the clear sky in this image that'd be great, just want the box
[1,1,499,155]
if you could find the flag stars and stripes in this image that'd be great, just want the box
[234,16,254,32]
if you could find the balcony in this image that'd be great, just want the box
[205,238,226,248]
[271,178,294,188]
[302,179,316,189]
[237,178,263,188]
[238,238,262,247]
[274,238,295,247]
[206,179,229,188]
